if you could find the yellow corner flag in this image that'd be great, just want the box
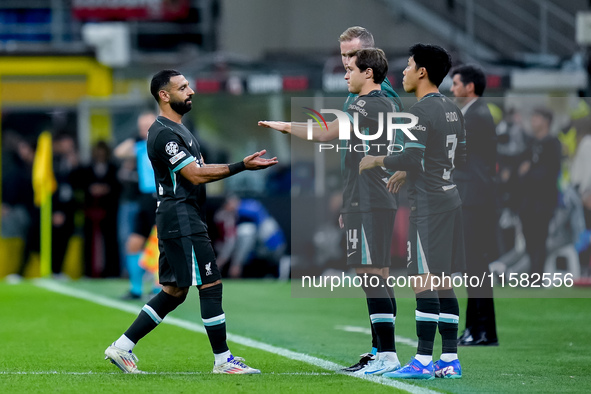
[33,132,57,207]
[33,131,57,277]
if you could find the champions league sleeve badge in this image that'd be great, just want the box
[165,141,179,156]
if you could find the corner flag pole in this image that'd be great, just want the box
[40,188,52,278]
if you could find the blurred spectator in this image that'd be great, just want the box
[114,112,159,299]
[496,107,529,213]
[115,142,141,276]
[2,133,30,242]
[265,164,291,195]
[51,133,81,277]
[558,98,590,163]
[557,102,590,194]
[79,141,121,277]
[571,127,591,275]
[518,108,562,276]
[569,119,591,197]
[495,108,530,257]
[313,192,345,271]
[214,196,286,278]
[2,136,38,279]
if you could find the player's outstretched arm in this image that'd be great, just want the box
[258,119,339,142]
[242,149,279,170]
[180,150,278,185]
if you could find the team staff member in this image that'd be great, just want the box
[360,44,466,380]
[450,64,499,347]
[105,69,277,374]
[518,108,562,276]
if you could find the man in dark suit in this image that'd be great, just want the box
[450,64,499,346]
[518,108,562,277]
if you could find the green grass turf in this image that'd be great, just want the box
[2,279,591,393]
[0,281,414,393]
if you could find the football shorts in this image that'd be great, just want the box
[342,210,395,268]
[407,206,466,276]
[158,233,221,287]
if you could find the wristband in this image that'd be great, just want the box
[228,161,246,175]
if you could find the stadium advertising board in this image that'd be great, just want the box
[72,0,189,21]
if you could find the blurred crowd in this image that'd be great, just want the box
[495,102,591,278]
[1,115,288,292]
[3,98,591,285]
[2,132,123,280]
[306,99,591,280]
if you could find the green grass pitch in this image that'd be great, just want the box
[1,279,591,393]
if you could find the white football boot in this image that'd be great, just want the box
[354,356,401,376]
[104,343,144,374]
[212,355,261,374]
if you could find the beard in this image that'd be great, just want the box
[170,98,192,115]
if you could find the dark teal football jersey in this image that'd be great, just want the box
[147,116,208,239]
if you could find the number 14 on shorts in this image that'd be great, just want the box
[347,229,359,252]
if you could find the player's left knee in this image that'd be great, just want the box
[198,281,223,299]
[357,273,388,298]
[198,282,224,321]
[355,267,387,278]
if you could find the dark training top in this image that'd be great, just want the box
[341,90,397,213]
[147,116,208,239]
[383,93,467,216]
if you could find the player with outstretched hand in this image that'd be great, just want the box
[360,44,466,380]
[104,69,277,374]
[260,26,404,375]
[261,46,402,376]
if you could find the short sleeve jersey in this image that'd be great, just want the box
[406,93,466,216]
[342,90,397,213]
[146,116,207,239]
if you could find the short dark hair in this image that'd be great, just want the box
[348,48,388,84]
[451,64,487,96]
[339,26,375,48]
[93,140,111,160]
[150,69,182,102]
[532,107,553,125]
[409,43,452,87]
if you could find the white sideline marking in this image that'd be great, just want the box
[335,325,419,348]
[0,371,333,376]
[34,280,438,394]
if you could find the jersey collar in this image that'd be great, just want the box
[420,92,445,101]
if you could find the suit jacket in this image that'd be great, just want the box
[520,134,562,212]
[454,98,498,207]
